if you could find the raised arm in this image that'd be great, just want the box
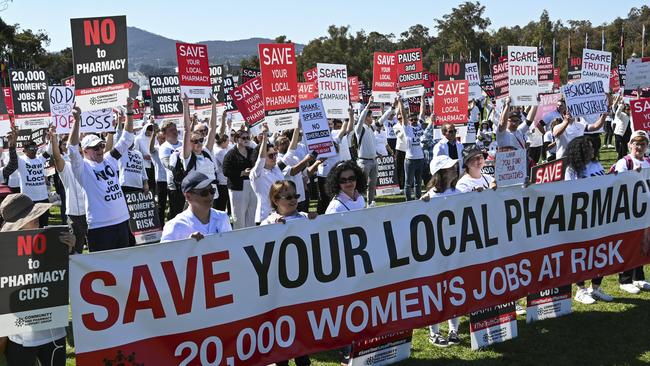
[218,106,228,138]
[587,113,607,132]
[251,124,269,179]
[553,112,571,138]
[498,97,511,132]
[182,95,192,160]
[49,126,65,173]
[418,96,426,121]
[149,126,157,154]
[355,96,373,135]
[288,125,300,150]
[206,96,218,151]
[2,127,18,180]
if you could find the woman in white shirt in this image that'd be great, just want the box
[150,129,169,225]
[261,180,317,225]
[421,155,462,347]
[396,99,425,200]
[563,136,612,304]
[612,95,631,159]
[614,130,650,294]
[325,160,366,213]
[250,124,285,224]
[456,149,495,193]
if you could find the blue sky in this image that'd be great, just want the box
[1,0,646,51]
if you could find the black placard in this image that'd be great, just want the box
[149,74,182,118]
[9,69,50,116]
[438,62,466,81]
[223,76,236,111]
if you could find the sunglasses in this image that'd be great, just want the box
[191,186,216,197]
[25,146,37,151]
[191,138,205,144]
[446,129,457,133]
[240,136,250,140]
[338,176,357,184]
[90,143,106,151]
[267,152,278,159]
[276,193,301,200]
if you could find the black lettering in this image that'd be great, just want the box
[569,192,590,230]
[384,221,409,268]
[460,207,483,252]
[278,236,309,288]
[342,227,373,277]
[243,242,274,296]
[437,210,456,256]
[504,199,522,241]
[311,231,341,283]
[410,215,435,261]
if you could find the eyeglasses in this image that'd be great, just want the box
[338,176,357,184]
[276,193,301,200]
[191,186,216,197]
[267,152,278,159]
[191,138,205,144]
[240,136,250,140]
[25,146,37,151]
[631,142,648,148]
[446,129,457,133]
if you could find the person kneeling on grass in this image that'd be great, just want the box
[160,171,232,242]
[421,155,461,346]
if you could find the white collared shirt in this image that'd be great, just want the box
[160,208,232,242]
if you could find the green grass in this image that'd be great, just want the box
[5,138,644,366]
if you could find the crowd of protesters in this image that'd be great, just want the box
[0,81,649,365]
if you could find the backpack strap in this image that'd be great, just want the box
[186,153,198,172]
[357,127,366,151]
[625,155,634,171]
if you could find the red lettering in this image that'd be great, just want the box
[202,251,234,308]
[123,265,166,324]
[445,63,460,76]
[161,257,198,315]
[83,18,115,46]
[17,234,46,256]
[80,271,119,331]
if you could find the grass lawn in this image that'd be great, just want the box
[6,141,648,366]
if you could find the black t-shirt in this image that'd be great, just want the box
[222,147,255,190]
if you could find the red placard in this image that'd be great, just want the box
[3,87,14,116]
[258,43,299,131]
[530,158,567,184]
[423,72,436,98]
[610,68,621,94]
[176,42,211,98]
[433,80,469,125]
[303,67,318,82]
[396,48,424,96]
[62,75,75,87]
[372,52,397,102]
[491,60,509,99]
[230,76,265,127]
[297,82,318,101]
[348,76,360,103]
[553,68,561,88]
[631,98,650,134]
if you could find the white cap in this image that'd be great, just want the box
[631,130,649,142]
[80,134,104,149]
[429,155,458,175]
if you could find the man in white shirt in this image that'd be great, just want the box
[68,100,135,252]
[161,171,232,242]
[496,97,537,151]
[354,96,378,204]
[159,120,184,220]
[432,123,464,174]
[553,113,606,159]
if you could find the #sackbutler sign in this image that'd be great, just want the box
[259,43,299,132]
[372,52,397,102]
[176,42,211,98]
[70,15,129,111]
[508,46,538,106]
[317,63,349,119]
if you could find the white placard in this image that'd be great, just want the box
[317,63,349,119]
[495,149,527,186]
[581,49,612,93]
[508,46,538,106]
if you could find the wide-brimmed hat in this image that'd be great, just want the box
[430,155,458,175]
[463,148,484,167]
[0,194,51,232]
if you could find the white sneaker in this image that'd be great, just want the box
[633,280,650,291]
[589,287,613,302]
[620,283,641,294]
[574,288,596,304]
[368,201,376,207]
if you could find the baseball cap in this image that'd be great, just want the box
[81,134,105,149]
[631,130,649,143]
[181,171,213,193]
[429,155,458,175]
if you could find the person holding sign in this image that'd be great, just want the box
[160,171,231,242]
[496,97,537,151]
[613,130,650,294]
[456,148,495,192]
[250,124,287,224]
[553,106,607,159]
[325,160,367,213]
[354,96,379,205]
[159,120,184,220]
[223,129,257,229]
[563,136,613,304]
[612,95,632,159]
[395,98,425,200]
[68,98,135,252]
[0,193,75,366]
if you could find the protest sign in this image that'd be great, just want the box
[438,62,465,81]
[372,52,397,102]
[299,98,336,158]
[526,285,572,323]
[298,81,318,101]
[581,49,612,92]
[70,170,650,365]
[0,90,9,136]
[3,87,14,116]
[241,68,261,84]
[9,69,50,130]
[466,63,482,100]
[561,80,608,118]
[491,60,509,99]
[396,48,424,97]
[495,149,527,186]
[70,15,128,111]
[533,93,562,125]
[231,76,265,128]
[530,158,567,184]
[481,74,495,99]
[317,63,349,119]
[79,108,115,133]
[618,64,627,89]
[481,160,495,177]
[349,330,412,366]
[567,57,582,83]
[126,190,162,244]
[62,75,75,87]
[0,227,69,337]
[176,42,210,98]
[625,58,650,90]
[348,76,361,103]
[538,56,554,93]
[128,79,140,100]
[303,67,318,82]
[16,128,48,150]
[508,46,538,105]
[49,86,76,133]
[149,74,182,127]
[223,76,237,112]
[469,302,518,350]
[259,43,299,132]
[193,65,225,117]
[423,72,436,98]
[630,97,650,134]
[610,68,621,94]
[433,80,469,125]
[376,155,399,196]
[553,67,561,88]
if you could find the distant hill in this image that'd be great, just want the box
[127,27,305,70]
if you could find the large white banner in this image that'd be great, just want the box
[508,46,538,106]
[317,63,349,119]
[70,170,650,366]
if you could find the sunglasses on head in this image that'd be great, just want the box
[338,176,357,184]
[191,186,216,197]
[191,137,205,144]
[276,193,301,200]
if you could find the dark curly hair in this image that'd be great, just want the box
[326,160,367,197]
[565,136,593,178]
